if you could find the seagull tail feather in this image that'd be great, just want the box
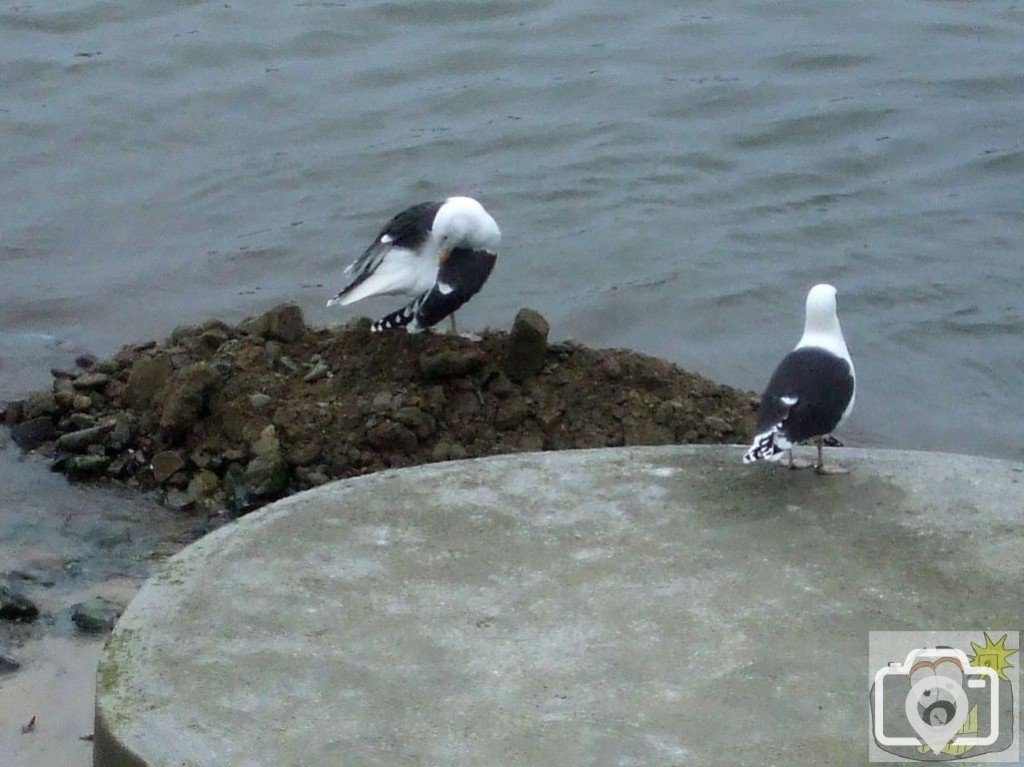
[371,296,426,334]
[743,428,786,464]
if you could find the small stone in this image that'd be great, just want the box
[506,308,549,382]
[486,372,515,399]
[9,417,56,451]
[419,349,486,380]
[187,470,220,502]
[75,354,98,369]
[71,596,125,634]
[56,423,114,453]
[199,329,229,350]
[222,463,252,513]
[125,355,174,409]
[251,425,280,458]
[72,372,110,389]
[495,398,530,430]
[278,356,298,373]
[163,490,193,511]
[286,442,321,467]
[23,392,58,420]
[600,356,624,380]
[365,420,418,453]
[64,454,112,480]
[0,584,39,623]
[246,426,289,497]
[245,453,290,498]
[96,359,120,375]
[72,394,92,412]
[159,363,219,443]
[242,303,306,343]
[249,393,272,410]
[305,471,329,486]
[151,450,185,484]
[372,392,396,410]
[53,378,76,410]
[303,361,330,383]
[107,412,136,450]
[393,407,436,439]
[264,341,282,367]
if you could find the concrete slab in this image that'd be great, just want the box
[94,446,1024,767]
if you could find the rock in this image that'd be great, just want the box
[245,426,289,497]
[286,442,321,467]
[495,398,530,430]
[187,470,220,502]
[393,407,436,439]
[107,412,136,450]
[365,420,418,453]
[199,329,229,350]
[65,454,112,480]
[371,392,392,410]
[56,423,114,453]
[75,353,98,369]
[622,419,675,446]
[702,415,731,435]
[506,308,549,382]
[159,363,219,442]
[305,471,329,486]
[72,394,92,411]
[71,596,125,634]
[125,356,174,409]
[23,392,58,420]
[151,451,185,484]
[242,304,306,343]
[249,393,272,410]
[53,378,76,410]
[486,372,515,399]
[164,490,194,511]
[419,349,486,380]
[251,425,280,458]
[96,359,120,375]
[222,464,252,513]
[303,361,330,383]
[72,372,110,389]
[9,417,56,451]
[69,412,97,430]
[0,653,20,674]
[0,584,39,623]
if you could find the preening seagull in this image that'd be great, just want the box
[326,197,501,334]
[743,283,855,474]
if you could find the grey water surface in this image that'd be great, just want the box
[2,0,1022,457]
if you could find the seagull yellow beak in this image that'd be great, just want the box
[438,247,451,265]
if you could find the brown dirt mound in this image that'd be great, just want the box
[3,305,757,519]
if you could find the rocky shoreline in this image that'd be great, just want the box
[3,305,757,523]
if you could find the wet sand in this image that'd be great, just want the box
[0,441,204,767]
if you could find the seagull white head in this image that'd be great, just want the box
[797,283,850,361]
[432,196,501,254]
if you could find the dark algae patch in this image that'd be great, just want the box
[4,305,757,520]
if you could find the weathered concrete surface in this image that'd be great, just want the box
[95,446,1024,767]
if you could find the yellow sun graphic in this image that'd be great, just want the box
[968,632,1018,682]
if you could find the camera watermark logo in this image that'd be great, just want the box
[869,631,1018,762]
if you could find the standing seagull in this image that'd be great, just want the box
[327,197,501,334]
[743,283,855,474]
